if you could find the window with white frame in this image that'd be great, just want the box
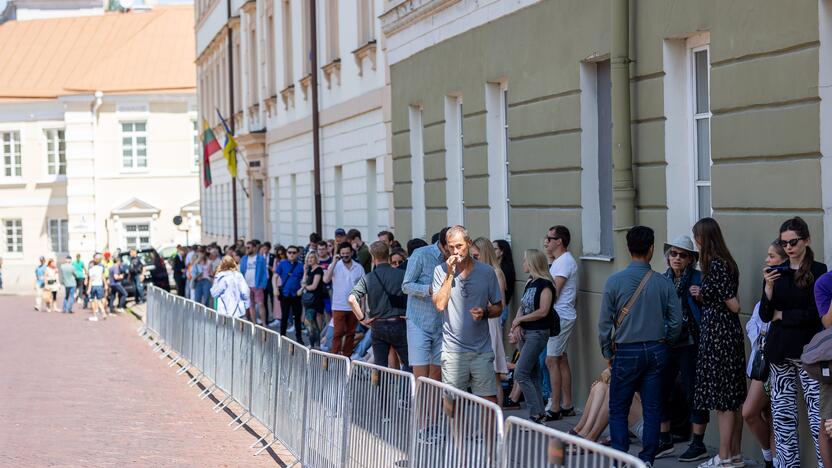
[444,96,464,226]
[266,6,277,96]
[408,106,426,239]
[248,15,258,107]
[301,0,311,76]
[124,223,150,250]
[281,0,293,86]
[692,45,712,220]
[1,131,22,177]
[358,0,375,45]
[4,219,22,253]
[48,219,68,253]
[485,83,510,241]
[192,120,199,168]
[45,129,66,176]
[326,0,340,63]
[121,122,147,169]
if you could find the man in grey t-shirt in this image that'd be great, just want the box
[432,225,503,400]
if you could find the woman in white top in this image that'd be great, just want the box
[43,259,60,312]
[211,255,250,318]
[742,240,787,468]
[471,237,509,407]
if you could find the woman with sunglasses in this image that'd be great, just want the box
[760,217,829,467]
[657,236,709,462]
[691,217,745,468]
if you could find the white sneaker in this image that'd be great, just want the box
[730,455,745,467]
[698,455,735,468]
[545,398,553,412]
[267,319,280,328]
[256,319,263,325]
[88,316,99,322]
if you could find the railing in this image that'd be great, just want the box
[139,286,646,468]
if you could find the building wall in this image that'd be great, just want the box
[389,0,826,460]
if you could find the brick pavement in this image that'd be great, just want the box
[0,295,289,467]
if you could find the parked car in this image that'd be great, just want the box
[118,248,171,301]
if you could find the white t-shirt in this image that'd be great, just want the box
[244,255,257,288]
[330,260,365,311]
[549,251,578,321]
[88,264,105,287]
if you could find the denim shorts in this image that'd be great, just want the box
[89,286,104,300]
[406,320,443,366]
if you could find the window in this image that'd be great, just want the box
[192,120,199,168]
[121,122,147,169]
[281,0,293,86]
[301,0,311,76]
[444,96,464,225]
[124,223,150,250]
[48,219,68,253]
[4,219,22,253]
[692,46,712,220]
[1,131,22,177]
[367,159,378,236]
[326,0,339,63]
[408,106,426,239]
[45,129,66,176]
[266,7,277,96]
[249,16,259,107]
[486,83,510,241]
[358,0,375,45]
[234,31,242,113]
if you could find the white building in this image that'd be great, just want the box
[0,5,200,292]
[197,0,393,246]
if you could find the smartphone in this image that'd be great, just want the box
[765,265,790,274]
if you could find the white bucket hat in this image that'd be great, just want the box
[663,235,698,261]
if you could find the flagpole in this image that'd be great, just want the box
[227,0,238,243]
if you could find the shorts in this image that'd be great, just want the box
[821,382,832,420]
[250,287,265,304]
[441,351,497,397]
[90,286,104,300]
[546,317,576,357]
[406,320,443,366]
[323,297,332,313]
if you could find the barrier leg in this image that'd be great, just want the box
[212,395,232,412]
[168,356,181,368]
[250,433,270,449]
[253,436,276,456]
[176,363,191,375]
[232,414,253,431]
[228,410,248,427]
[187,371,203,386]
[198,383,216,399]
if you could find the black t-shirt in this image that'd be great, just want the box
[519,277,556,330]
[306,266,325,298]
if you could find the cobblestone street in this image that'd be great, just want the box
[0,295,287,467]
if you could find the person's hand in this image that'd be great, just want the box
[296,288,303,297]
[511,316,523,329]
[607,358,613,368]
[470,306,485,321]
[446,255,459,275]
[825,419,832,438]
[689,285,701,301]
[360,316,376,327]
[763,266,781,286]
[773,310,783,322]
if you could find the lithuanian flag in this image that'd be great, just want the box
[201,120,221,187]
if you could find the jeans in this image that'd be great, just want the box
[63,286,76,313]
[279,295,304,344]
[539,348,551,401]
[304,307,322,348]
[194,279,212,307]
[371,320,410,372]
[332,310,358,357]
[108,283,127,309]
[134,276,145,303]
[352,329,373,360]
[661,343,709,425]
[76,277,88,308]
[515,329,550,417]
[609,341,668,465]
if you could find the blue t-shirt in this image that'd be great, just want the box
[35,265,46,287]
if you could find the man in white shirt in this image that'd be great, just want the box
[324,242,365,357]
[543,225,579,420]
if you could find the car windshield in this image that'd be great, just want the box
[120,251,159,270]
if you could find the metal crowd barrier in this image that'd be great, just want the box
[142,286,647,468]
[503,416,646,467]
[346,361,416,468]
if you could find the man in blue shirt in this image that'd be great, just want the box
[107,257,128,313]
[34,256,46,311]
[276,245,304,344]
[402,227,449,382]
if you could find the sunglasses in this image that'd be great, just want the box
[287,251,298,255]
[778,237,805,248]
[668,250,691,259]
[545,236,560,243]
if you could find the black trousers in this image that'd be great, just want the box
[279,294,304,344]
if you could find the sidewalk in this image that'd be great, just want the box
[0,295,287,467]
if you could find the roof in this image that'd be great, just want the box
[0,5,195,101]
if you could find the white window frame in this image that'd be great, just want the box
[444,96,464,226]
[48,218,68,254]
[357,0,375,45]
[123,222,151,250]
[690,41,712,223]
[325,0,340,63]
[192,120,200,170]
[3,218,23,255]
[45,128,66,177]
[1,130,22,178]
[485,82,510,241]
[409,105,426,239]
[120,121,148,170]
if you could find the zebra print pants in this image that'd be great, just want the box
[770,361,823,468]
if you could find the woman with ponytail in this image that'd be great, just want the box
[760,217,828,467]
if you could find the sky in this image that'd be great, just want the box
[0,0,193,11]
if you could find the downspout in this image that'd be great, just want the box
[93,91,104,251]
[310,0,323,235]
[611,0,636,266]
[227,0,238,243]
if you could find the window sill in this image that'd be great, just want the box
[321,58,341,89]
[120,168,150,175]
[35,175,67,186]
[0,178,26,188]
[2,251,24,259]
[579,255,614,263]
[352,40,377,76]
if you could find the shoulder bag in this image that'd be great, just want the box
[372,270,408,310]
[611,270,653,354]
[749,333,769,381]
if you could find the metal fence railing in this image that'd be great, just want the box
[140,285,647,468]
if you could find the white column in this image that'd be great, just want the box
[64,103,97,259]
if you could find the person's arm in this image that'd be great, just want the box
[323,257,339,284]
[485,270,504,319]
[348,276,368,322]
[306,271,322,291]
[432,261,454,312]
[664,281,683,344]
[512,286,552,328]
[598,279,616,360]
[402,252,430,297]
[822,302,832,328]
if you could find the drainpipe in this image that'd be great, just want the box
[611,0,636,266]
[310,0,323,235]
[227,0,238,243]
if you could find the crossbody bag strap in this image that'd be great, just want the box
[611,270,653,347]
[371,270,395,300]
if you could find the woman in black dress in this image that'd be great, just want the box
[692,217,745,467]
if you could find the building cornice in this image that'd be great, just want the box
[380,0,462,36]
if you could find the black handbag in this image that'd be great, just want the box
[749,334,769,381]
[301,291,318,308]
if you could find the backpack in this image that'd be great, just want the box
[801,327,832,383]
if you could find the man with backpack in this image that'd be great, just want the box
[347,241,409,371]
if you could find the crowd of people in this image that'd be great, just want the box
[32,215,832,468]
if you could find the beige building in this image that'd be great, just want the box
[0,5,200,292]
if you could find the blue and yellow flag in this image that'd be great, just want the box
[216,109,238,178]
